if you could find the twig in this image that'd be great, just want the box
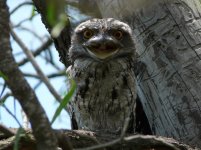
[10,2,33,14]
[74,118,181,150]
[75,137,118,150]
[13,17,38,28]
[23,71,65,79]
[18,38,53,66]
[0,1,59,149]
[10,29,62,102]
[75,134,181,150]
[40,54,61,71]
[75,118,130,150]
[120,117,130,139]
[0,83,7,99]
[34,81,42,90]
[32,0,72,67]
[14,51,24,56]
[16,26,44,41]
[44,47,54,64]
[2,104,22,127]
[0,93,12,102]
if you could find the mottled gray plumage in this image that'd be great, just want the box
[67,18,136,133]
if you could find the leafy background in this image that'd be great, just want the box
[0,0,77,129]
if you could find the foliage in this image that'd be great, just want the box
[46,0,69,37]
[0,71,8,81]
[0,0,70,129]
[14,128,25,150]
[51,14,69,38]
[51,76,76,125]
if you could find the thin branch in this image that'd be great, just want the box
[33,81,42,90]
[44,47,54,64]
[2,104,22,128]
[0,129,197,150]
[75,118,130,150]
[124,135,179,149]
[45,71,65,78]
[11,29,62,102]
[13,17,38,28]
[57,130,196,150]
[75,134,181,150]
[120,117,130,139]
[39,54,62,71]
[10,2,33,15]
[0,84,7,99]
[74,118,181,150]
[14,51,24,56]
[0,1,58,149]
[23,71,65,79]
[18,38,53,66]
[0,93,12,105]
[16,26,44,41]
[32,0,71,67]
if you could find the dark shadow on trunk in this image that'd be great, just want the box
[135,95,152,135]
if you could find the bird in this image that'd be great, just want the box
[67,18,137,134]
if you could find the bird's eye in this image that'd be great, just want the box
[113,30,123,40]
[83,29,93,39]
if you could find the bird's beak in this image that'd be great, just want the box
[85,40,120,59]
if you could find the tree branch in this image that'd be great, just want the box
[11,29,62,103]
[32,0,71,67]
[0,1,58,149]
[0,124,15,138]
[2,104,22,127]
[10,2,33,15]
[0,130,197,150]
[75,118,131,150]
[18,38,53,66]
[23,70,65,79]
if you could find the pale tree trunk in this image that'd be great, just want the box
[95,0,201,148]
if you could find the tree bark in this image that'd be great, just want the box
[95,0,201,148]
[0,1,58,149]
[27,0,201,149]
[0,129,197,150]
[32,0,71,67]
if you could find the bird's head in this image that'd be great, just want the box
[69,18,136,62]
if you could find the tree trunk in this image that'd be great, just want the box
[95,0,201,148]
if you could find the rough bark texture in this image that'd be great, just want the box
[0,1,58,149]
[95,0,201,148]
[32,0,71,67]
[0,129,198,150]
[7,0,199,149]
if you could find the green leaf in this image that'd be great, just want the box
[14,128,25,150]
[51,21,65,38]
[0,71,8,81]
[0,98,7,106]
[29,6,37,20]
[51,77,76,125]
[51,13,69,38]
[47,1,57,26]
[0,84,7,105]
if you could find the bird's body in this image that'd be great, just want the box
[67,18,136,133]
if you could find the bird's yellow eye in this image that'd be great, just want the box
[83,29,93,39]
[113,30,123,40]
